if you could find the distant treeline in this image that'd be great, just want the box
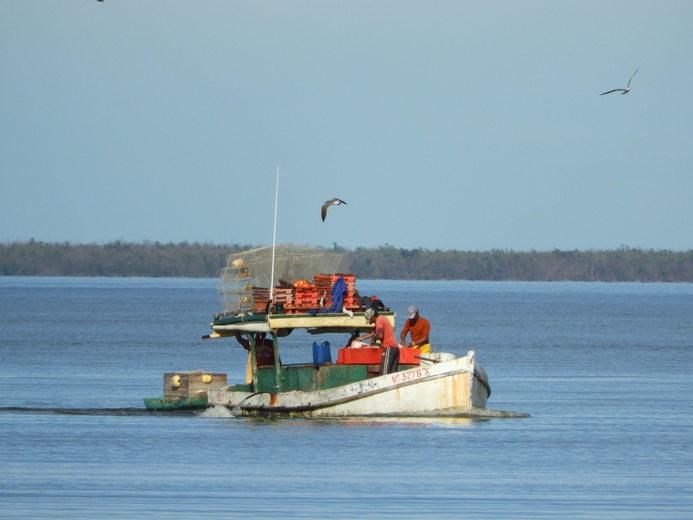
[0,240,249,278]
[349,245,693,282]
[1,241,692,282]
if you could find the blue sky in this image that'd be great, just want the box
[1,1,691,252]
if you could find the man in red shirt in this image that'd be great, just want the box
[400,305,431,354]
[358,308,400,375]
[356,308,398,347]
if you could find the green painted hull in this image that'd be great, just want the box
[144,393,208,411]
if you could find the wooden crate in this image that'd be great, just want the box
[272,287,294,304]
[164,372,227,397]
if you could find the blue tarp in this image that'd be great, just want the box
[327,276,347,313]
[307,276,348,315]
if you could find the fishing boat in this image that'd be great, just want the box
[144,244,491,417]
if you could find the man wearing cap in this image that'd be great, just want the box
[356,308,398,347]
[358,307,400,375]
[400,305,431,354]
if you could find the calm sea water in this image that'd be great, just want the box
[1,277,692,519]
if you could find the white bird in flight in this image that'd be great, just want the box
[600,67,639,96]
[321,198,347,222]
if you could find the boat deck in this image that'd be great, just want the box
[208,311,395,336]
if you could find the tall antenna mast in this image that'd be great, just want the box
[269,165,279,311]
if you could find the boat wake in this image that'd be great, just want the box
[465,407,531,419]
[0,406,193,417]
[1,406,529,420]
[198,405,235,418]
[356,407,530,419]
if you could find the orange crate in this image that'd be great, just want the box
[336,347,420,365]
[337,347,382,365]
[398,348,421,365]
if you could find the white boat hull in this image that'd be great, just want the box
[206,351,489,418]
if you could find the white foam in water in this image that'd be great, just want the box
[198,405,235,418]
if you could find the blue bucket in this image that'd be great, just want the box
[312,341,332,366]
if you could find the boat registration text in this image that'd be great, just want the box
[390,367,430,384]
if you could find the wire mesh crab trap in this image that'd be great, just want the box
[217,244,349,315]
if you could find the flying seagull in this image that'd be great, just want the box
[600,67,639,96]
[321,198,347,222]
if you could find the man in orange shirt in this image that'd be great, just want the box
[400,305,431,354]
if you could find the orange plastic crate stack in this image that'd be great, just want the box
[313,275,333,308]
[292,282,318,309]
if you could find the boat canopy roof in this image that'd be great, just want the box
[207,311,395,338]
